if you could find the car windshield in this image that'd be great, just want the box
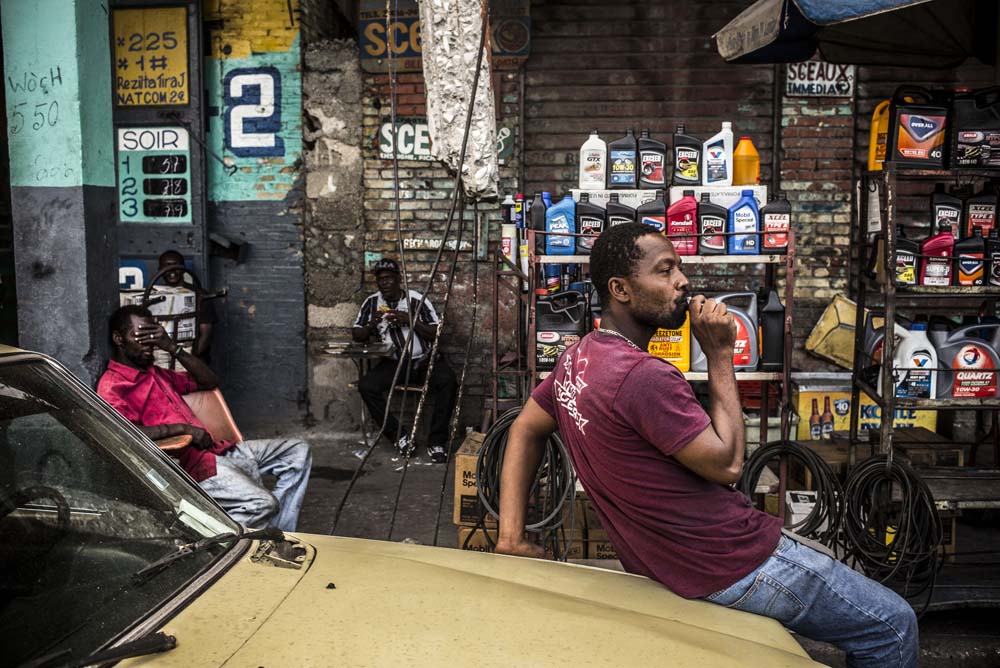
[0,356,240,666]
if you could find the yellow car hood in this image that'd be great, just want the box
[127,534,822,667]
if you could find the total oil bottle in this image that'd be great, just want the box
[637,129,668,190]
[606,193,636,227]
[935,324,1000,398]
[697,193,727,255]
[691,293,759,372]
[672,124,701,186]
[575,192,605,255]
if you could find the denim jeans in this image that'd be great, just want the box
[198,438,312,532]
[704,535,918,668]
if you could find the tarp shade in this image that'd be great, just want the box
[716,0,997,68]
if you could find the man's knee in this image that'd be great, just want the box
[287,439,312,471]
[242,488,280,528]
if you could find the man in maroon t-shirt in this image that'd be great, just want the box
[497,224,917,668]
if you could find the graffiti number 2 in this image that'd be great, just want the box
[223,66,284,158]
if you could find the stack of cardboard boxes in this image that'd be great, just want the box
[119,286,197,367]
[452,432,617,561]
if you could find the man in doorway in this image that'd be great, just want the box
[352,258,457,463]
[158,249,218,363]
[496,224,917,667]
[98,304,312,531]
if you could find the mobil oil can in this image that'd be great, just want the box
[691,292,758,372]
[535,291,586,371]
[950,86,1000,168]
[936,324,1000,399]
[888,86,948,167]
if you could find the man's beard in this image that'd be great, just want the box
[634,296,689,331]
[125,348,153,369]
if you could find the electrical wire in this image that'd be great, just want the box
[738,440,846,555]
[473,407,577,560]
[842,455,943,615]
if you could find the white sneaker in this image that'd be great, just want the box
[395,434,414,457]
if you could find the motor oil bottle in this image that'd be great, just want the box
[636,189,666,233]
[728,189,759,255]
[950,86,1000,169]
[956,227,986,286]
[691,292,759,371]
[888,86,948,167]
[863,312,909,388]
[895,225,919,286]
[697,193,727,255]
[530,192,547,256]
[888,323,938,399]
[761,192,791,254]
[988,228,1000,286]
[545,194,576,256]
[607,128,638,189]
[575,192,605,255]
[542,191,553,208]
[666,189,698,256]
[759,289,784,371]
[733,136,760,186]
[637,129,668,190]
[868,99,891,171]
[501,192,515,226]
[919,229,955,286]
[964,185,997,237]
[702,122,734,187]
[935,323,1000,398]
[542,265,560,294]
[500,221,518,269]
[578,129,607,190]
[672,124,701,186]
[928,316,951,350]
[513,193,525,228]
[535,291,586,371]
[931,183,963,240]
[647,312,691,372]
[606,193,636,227]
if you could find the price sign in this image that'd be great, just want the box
[113,7,189,106]
[117,127,192,223]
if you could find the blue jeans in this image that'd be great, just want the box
[199,438,312,532]
[704,535,918,668]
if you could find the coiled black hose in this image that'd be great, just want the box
[473,407,577,560]
[738,440,845,555]
[843,456,943,609]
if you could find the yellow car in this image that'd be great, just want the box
[0,349,821,667]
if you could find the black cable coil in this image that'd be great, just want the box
[843,456,943,607]
[738,440,845,554]
[473,406,577,560]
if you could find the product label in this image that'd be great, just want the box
[922,257,951,286]
[513,201,524,227]
[958,252,985,285]
[609,214,633,227]
[668,213,697,255]
[896,351,933,398]
[935,205,961,238]
[700,214,725,252]
[990,252,1000,286]
[953,129,1000,168]
[580,149,606,188]
[763,212,790,250]
[896,113,946,161]
[705,141,728,183]
[951,345,997,398]
[810,422,822,440]
[639,150,665,186]
[547,214,573,251]
[968,204,996,233]
[640,215,665,232]
[609,149,636,187]
[895,251,916,285]
[674,147,699,182]
[647,315,690,371]
[732,207,758,252]
[577,215,604,251]
[536,332,580,370]
[732,316,752,367]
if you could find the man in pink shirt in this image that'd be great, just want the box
[497,224,917,667]
[98,305,311,531]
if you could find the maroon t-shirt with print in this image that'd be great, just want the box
[531,331,782,598]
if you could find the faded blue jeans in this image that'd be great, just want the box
[704,535,918,668]
[199,438,312,532]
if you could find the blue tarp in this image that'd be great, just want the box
[792,0,930,26]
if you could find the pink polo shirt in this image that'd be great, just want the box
[97,360,234,482]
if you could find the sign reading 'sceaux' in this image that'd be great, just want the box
[378,118,434,161]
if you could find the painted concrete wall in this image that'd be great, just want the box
[203,0,307,430]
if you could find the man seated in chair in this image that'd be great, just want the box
[352,258,457,463]
[98,305,312,531]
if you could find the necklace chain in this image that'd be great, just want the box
[596,327,643,352]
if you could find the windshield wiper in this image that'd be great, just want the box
[133,526,284,584]
[19,632,176,668]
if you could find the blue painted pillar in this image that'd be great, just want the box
[1,0,117,383]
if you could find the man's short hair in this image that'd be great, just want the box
[590,223,663,308]
[158,250,184,267]
[109,304,153,346]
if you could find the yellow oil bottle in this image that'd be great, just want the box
[868,99,891,171]
[648,313,690,372]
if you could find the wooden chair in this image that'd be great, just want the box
[183,388,244,443]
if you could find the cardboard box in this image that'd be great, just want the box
[793,383,936,441]
[452,432,495,527]
[805,295,868,370]
[582,501,619,560]
[668,185,767,210]
[120,286,196,316]
[784,490,829,533]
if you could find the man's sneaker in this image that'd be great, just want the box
[428,443,447,463]
[395,434,414,457]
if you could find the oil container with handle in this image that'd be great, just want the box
[690,292,758,372]
[535,291,586,371]
[936,323,1000,399]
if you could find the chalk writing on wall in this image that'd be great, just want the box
[113,7,189,107]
